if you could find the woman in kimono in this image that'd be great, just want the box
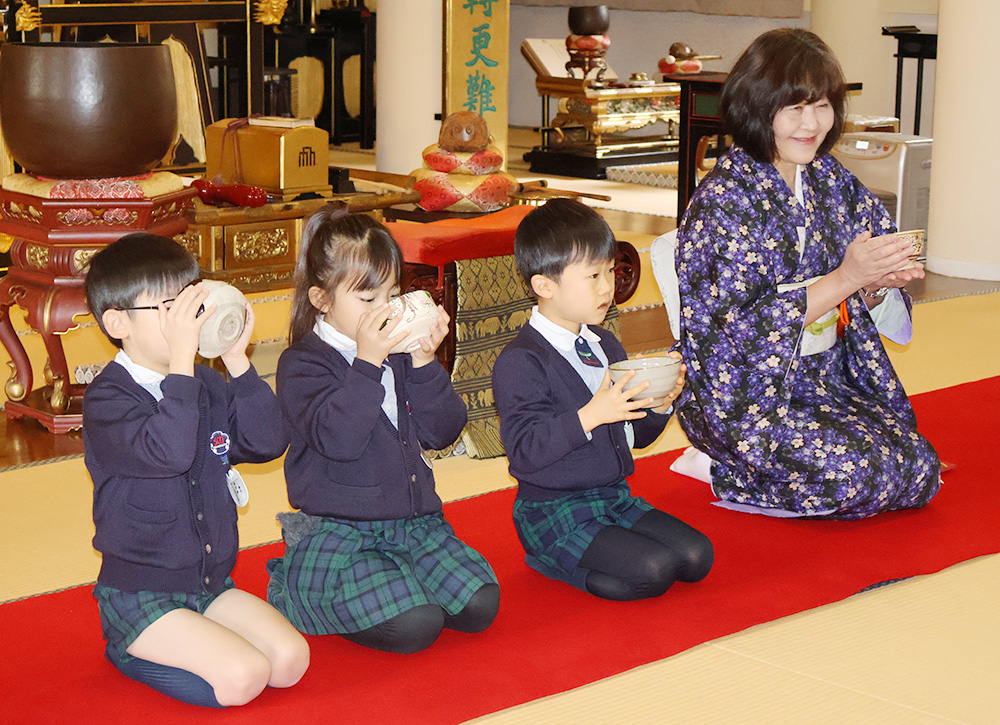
[672,28,940,519]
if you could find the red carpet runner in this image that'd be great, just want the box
[4,377,998,724]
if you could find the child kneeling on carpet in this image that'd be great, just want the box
[82,233,309,708]
[267,205,499,653]
[492,198,714,600]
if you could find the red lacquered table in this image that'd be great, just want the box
[0,185,195,433]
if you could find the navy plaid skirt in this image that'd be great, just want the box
[512,480,652,590]
[93,578,235,662]
[267,511,497,634]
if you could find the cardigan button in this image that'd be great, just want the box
[204,576,210,585]
[197,513,204,521]
[410,474,417,483]
[205,544,212,554]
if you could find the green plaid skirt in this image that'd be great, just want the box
[512,480,652,590]
[266,511,497,635]
[93,578,235,662]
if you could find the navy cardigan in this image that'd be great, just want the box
[84,362,289,595]
[492,324,671,501]
[277,332,467,520]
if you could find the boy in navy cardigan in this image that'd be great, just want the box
[83,233,308,707]
[492,198,713,600]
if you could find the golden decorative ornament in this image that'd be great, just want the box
[4,361,26,402]
[238,271,289,288]
[174,231,201,256]
[233,229,289,261]
[25,244,49,270]
[253,0,289,26]
[50,376,69,414]
[15,2,42,32]
[8,201,42,221]
[73,248,97,275]
[0,233,14,253]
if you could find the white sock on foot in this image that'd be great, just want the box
[670,446,714,483]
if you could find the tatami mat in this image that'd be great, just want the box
[471,553,1000,725]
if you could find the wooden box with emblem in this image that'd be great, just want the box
[205,118,332,202]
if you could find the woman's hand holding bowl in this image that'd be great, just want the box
[839,230,923,294]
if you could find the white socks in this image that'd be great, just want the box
[669,446,714,484]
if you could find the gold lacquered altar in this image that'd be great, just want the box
[526,76,681,178]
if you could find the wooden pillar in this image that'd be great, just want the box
[376,0,443,174]
[926,0,1000,279]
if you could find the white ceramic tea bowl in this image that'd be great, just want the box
[386,290,440,354]
[197,280,248,358]
[609,356,682,406]
[896,229,925,270]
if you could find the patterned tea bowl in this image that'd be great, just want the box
[896,229,925,270]
[386,290,440,354]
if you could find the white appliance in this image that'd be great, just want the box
[831,132,933,237]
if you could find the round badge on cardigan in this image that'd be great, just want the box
[210,430,231,456]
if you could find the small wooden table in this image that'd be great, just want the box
[881,26,936,135]
[387,205,641,372]
[664,72,729,220]
[180,179,421,293]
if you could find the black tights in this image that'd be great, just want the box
[579,509,713,601]
[338,583,500,654]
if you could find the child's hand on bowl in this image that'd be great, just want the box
[410,306,451,368]
[635,351,686,414]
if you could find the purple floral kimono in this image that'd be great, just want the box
[675,147,940,519]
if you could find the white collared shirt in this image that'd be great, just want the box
[115,350,165,401]
[528,306,608,394]
[314,317,399,428]
[529,307,636,446]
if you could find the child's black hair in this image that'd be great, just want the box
[84,232,201,349]
[513,198,616,288]
[289,204,403,345]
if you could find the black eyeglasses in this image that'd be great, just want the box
[115,280,201,312]
[115,298,176,312]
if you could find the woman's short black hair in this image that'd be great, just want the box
[721,28,847,164]
[514,198,616,286]
[84,232,200,349]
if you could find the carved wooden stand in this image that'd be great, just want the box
[0,186,195,433]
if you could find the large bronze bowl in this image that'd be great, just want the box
[0,42,177,179]
[568,5,610,36]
